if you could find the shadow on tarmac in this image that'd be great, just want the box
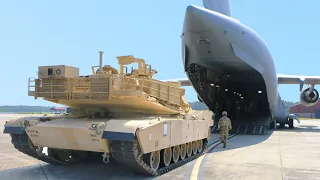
[209,122,320,153]
[2,124,319,180]
[0,160,160,180]
[208,129,274,153]
[276,124,320,133]
[0,135,224,180]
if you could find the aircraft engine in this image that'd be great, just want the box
[300,87,319,106]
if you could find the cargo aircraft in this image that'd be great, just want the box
[166,0,320,134]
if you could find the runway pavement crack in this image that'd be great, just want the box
[38,160,48,180]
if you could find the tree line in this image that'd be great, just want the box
[0,100,299,112]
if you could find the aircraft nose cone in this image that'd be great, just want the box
[184,5,209,32]
[183,5,233,33]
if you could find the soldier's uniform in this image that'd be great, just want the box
[218,111,232,148]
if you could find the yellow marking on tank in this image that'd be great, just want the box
[190,141,220,180]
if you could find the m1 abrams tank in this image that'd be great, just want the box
[3,51,213,176]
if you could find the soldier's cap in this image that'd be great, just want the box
[222,111,227,116]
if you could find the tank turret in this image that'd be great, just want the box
[28,52,191,116]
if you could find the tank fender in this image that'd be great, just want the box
[3,114,64,135]
[3,116,41,134]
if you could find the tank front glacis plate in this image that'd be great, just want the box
[14,116,160,153]
[23,117,110,153]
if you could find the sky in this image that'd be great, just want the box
[1,0,320,107]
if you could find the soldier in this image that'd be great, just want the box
[218,111,232,148]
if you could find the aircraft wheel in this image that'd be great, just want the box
[172,146,180,163]
[180,144,187,160]
[279,123,285,129]
[197,140,203,153]
[288,118,294,129]
[144,150,160,171]
[160,147,172,167]
[186,142,192,157]
[192,141,198,155]
[270,121,275,129]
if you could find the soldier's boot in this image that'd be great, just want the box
[222,138,226,148]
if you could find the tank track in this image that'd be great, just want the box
[10,133,209,176]
[10,134,75,165]
[110,139,208,176]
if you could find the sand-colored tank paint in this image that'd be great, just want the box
[15,110,212,154]
[136,111,213,154]
[3,53,214,176]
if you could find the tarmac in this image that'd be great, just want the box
[0,114,320,180]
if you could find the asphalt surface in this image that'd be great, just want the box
[1,114,320,180]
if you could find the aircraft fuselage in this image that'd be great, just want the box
[181,5,290,129]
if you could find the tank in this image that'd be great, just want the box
[3,52,214,176]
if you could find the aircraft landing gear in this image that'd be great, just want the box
[270,119,277,130]
[288,118,294,129]
[270,122,275,130]
[279,123,285,128]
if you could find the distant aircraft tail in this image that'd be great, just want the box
[202,0,231,17]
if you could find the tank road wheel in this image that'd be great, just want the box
[197,139,203,153]
[160,147,172,167]
[192,141,198,155]
[186,142,193,157]
[144,150,160,171]
[186,142,192,157]
[172,146,180,163]
[180,144,187,160]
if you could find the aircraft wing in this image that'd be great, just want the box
[163,74,320,87]
[277,74,320,85]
